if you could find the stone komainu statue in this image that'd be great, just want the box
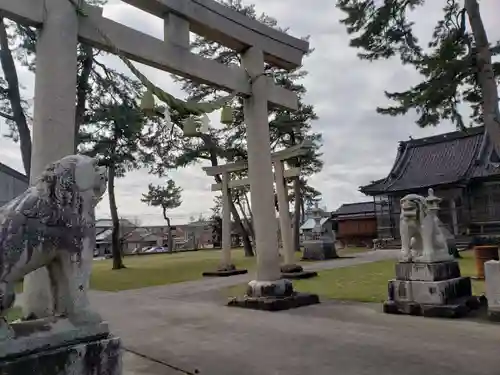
[399,188,453,263]
[0,155,107,337]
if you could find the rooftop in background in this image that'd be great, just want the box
[333,201,376,220]
[300,217,329,231]
[0,162,28,183]
[360,126,500,195]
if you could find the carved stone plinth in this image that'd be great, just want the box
[0,319,121,375]
[395,261,461,281]
[384,261,480,318]
[227,279,320,311]
[302,239,338,261]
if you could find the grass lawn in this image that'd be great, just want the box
[12,246,370,293]
[90,248,253,291]
[225,250,485,303]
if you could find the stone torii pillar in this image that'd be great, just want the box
[202,171,248,277]
[22,0,79,320]
[4,0,312,316]
[273,145,318,279]
[203,142,315,281]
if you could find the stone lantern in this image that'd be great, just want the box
[302,202,338,260]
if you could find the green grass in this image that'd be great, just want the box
[11,247,369,293]
[90,248,252,291]
[225,250,485,303]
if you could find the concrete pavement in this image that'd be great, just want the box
[88,250,500,375]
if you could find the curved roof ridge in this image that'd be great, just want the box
[360,126,488,195]
[403,126,484,148]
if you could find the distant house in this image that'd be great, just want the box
[95,218,137,256]
[0,162,28,207]
[360,126,500,239]
[333,202,377,247]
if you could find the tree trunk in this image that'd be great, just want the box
[236,196,251,236]
[465,0,500,155]
[0,18,32,176]
[242,193,255,240]
[108,164,125,270]
[293,176,301,251]
[162,207,174,252]
[300,194,305,223]
[74,44,93,152]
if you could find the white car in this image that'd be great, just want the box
[145,246,169,253]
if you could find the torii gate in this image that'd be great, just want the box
[1,0,309,315]
[204,141,318,280]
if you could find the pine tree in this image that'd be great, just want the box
[337,0,500,152]
[172,0,323,253]
[79,72,147,270]
[141,180,183,253]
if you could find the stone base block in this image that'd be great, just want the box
[0,334,122,375]
[246,279,294,298]
[383,296,480,319]
[395,261,461,281]
[202,269,248,277]
[388,277,472,305]
[281,270,318,280]
[302,240,338,261]
[227,293,320,311]
[0,318,110,358]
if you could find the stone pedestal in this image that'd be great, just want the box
[0,318,121,374]
[485,260,500,321]
[384,261,480,318]
[227,279,320,311]
[280,264,318,280]
[302,238,338,261]
[202,263,248,277]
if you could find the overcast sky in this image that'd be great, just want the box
[1,0,499,225]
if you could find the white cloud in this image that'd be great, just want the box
[1,0,499,225]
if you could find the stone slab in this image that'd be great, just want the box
[395,261,461,281]
[383,296,481,319]
[281,271,318,280]
[0,334,121,375]
[227,293,320,311]
[202,269,248,277]
[388,277,472,305]
[0,318,110,358]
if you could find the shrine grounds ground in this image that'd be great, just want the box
[224,250,485,302]
[9,249,496,374]
[88,246,369,292]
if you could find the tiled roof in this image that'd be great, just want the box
[334,201,376,219]
[0,162,28,183]
[360,126,499,195]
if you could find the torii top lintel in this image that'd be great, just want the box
[0,0,301,109]
[202,141,314,176]
[122,0,309,70]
